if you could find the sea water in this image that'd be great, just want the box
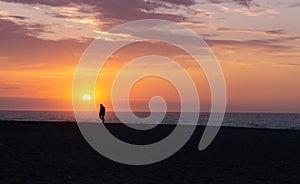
[0,111,299,130]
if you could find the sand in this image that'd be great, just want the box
[0,121,299,183]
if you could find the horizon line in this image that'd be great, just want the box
[0,109,299,114]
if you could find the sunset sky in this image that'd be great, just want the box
[0,0,299,112]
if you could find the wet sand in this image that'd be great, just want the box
[0,121,299,183]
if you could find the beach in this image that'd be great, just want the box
[0,121,299,183]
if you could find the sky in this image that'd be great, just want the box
[0,0,299,112]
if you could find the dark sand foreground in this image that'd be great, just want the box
[0,121,299,184]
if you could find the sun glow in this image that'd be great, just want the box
[82,94,92,101]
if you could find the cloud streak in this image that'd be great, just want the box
[217,27,287,37]
[0,19,89,67]
[205,0,254,7]
[276,63,300,67]
[206,38,292,51]
[288,2,300,8]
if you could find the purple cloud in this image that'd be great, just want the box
[0,19,89,67]
[288,2,300,8]
[205,0,253,7]
[0,0,254,28]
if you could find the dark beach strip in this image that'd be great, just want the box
[0,121,299,183]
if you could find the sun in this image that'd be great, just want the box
[82,94,92,101]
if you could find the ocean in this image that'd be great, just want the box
[0,111,299,130]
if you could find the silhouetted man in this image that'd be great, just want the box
[99,104,106,123]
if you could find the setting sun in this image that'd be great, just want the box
[82,94,92,101]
